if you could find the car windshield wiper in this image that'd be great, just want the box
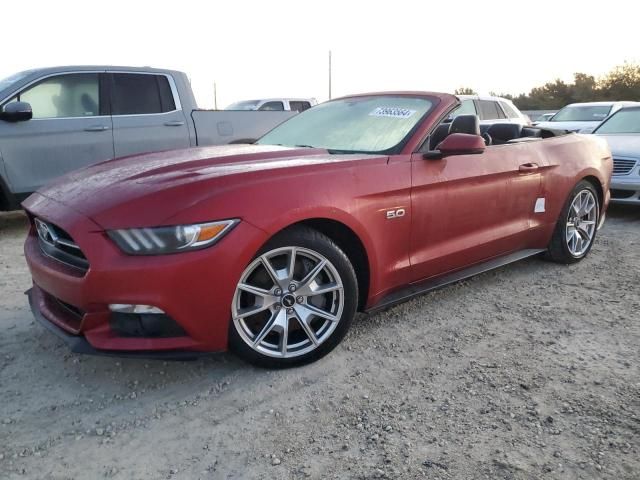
[327,148,370,155]
[294,144,315,148]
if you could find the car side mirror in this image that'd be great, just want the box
[0,101,33,122]
[423,133,486,160]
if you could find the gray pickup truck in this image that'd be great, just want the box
[0,66,296,211]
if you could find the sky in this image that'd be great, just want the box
[3,0,638,109]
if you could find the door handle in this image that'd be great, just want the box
[519,163,539,172]
[164,121,185,127]
[84,125,110,132]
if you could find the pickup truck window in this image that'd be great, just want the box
[258,95,434,154]
[12,73,100,119]
[289,101,312,112]
[111,73,176,115]
[259,101,284,111]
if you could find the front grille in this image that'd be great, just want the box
[34,218,89,272]
[612,158,637,175]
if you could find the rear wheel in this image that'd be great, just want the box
[229,227,358,368]
[547,180,599,263]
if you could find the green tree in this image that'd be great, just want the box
[508,63,640,109]
[454,87,476,95]
[572,73,597,102]
[598,63,640,101]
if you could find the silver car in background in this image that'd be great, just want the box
[536,101,638,133]
[225,98,317,112]
[593,106,640,205]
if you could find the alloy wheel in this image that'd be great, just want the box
[232,246,345,358]
[565,189,597,257]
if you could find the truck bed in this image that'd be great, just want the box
[192,110,296,145]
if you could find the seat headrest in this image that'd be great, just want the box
[487,123,522,142]
[450,114,480,136]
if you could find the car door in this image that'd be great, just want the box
[409,141,542,282]
[0,72,114,194]
[110,72,190,158]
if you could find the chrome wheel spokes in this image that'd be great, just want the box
[232,246,344,359]
[565,189,597,257]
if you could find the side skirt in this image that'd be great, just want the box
[365,248,546,314]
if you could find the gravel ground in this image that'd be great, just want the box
[0,207,638,480]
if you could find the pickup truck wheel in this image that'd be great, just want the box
[547,180,599,264]
[229,227,358,368]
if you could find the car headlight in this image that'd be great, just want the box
[107,220,239,255]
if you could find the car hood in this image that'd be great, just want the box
[595,134,640,159]
[536,120,601,132]
[35,144,381,228]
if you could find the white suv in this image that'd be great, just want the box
[452,95,530,126]
[226,98,317,113]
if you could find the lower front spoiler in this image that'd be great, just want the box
[26,288,212,361]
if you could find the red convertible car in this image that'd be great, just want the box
[23,92,612,367]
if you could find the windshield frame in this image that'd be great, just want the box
[256,94,439,155]
[593,106,640,135]
[0,70,37,96]
[551,104,612,123]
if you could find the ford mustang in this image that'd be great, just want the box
[23,92,612,367]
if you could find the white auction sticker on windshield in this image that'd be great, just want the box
[369,107,416,119]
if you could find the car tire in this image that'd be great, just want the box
[228,226,358,368]
[547,180,600,264]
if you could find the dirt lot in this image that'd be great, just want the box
[0,207,638,480]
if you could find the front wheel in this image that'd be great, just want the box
[547,180,600,264]
[228,227,358,368]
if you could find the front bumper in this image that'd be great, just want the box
[27,287,208,360]
[610,175,640,205]
[23,193,269,355]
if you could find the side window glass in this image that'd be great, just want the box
[479,100,504,120]
[111,73,164,115]
[289,101,311,112]
[500,101,519,119]
[157,76,176,112]
[451,99,477,117]
[259,101,284,111]
[17,73,100,119]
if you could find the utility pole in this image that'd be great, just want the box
[328,50,332,100]
[214,81,218,110]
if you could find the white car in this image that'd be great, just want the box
[535,101,639,133]
[452,95,530,126]
[226,98,317,112]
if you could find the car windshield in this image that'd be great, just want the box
[257,95,434,154]
[594,108,640,134]
[226,100,260,110]
[551,105,611,122]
